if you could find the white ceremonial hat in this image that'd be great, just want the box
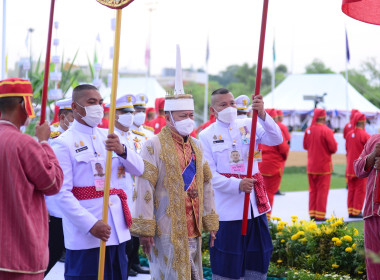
[56,98,72,110]
[235,95,250,113]
[164,45,194,112]
[134,93,148,108]
[106,94,136,111]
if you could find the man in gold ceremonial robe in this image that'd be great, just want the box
[130,45,219,280]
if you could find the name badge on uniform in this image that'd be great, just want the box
[230,150,245,173]
[239,126,250,144]
[91,160,106,191]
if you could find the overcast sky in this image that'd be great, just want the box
[1,0,380,77]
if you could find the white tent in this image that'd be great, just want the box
[101,77,166,107]
[264,73,379,113]
[263,74,379,130]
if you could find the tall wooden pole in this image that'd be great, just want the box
[98,8,122,280]
[242,0,269,235]
[40,0,55,124]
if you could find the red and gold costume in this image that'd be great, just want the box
[345,113,370,216]
[150,97,166,134]
[343,109,359,140]
[276,110,290,144]
[303,108,337,219]
[259,109,289,214]
[0,78,63,279]
[195,114,216,136]
[144,107,155,128]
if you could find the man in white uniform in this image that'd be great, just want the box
[45,98,73,275]
[131,93,154,138]
[51,84,144,280]
[199,88,282,280]
[235,95,250,119]
[108,94,150,276]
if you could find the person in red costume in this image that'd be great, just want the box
[276,110,290,145]
[303,108,338,221]
[195,114,216,136]
[259,109,289,216]
[345,112,370,218]
[150,97,166,134]
[275,109,290,196]
[343,109,359,139]
[144,107,155,128]
[97,103,109,128]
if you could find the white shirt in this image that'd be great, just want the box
[199,114,282,221]
[51,120,144,250]
[45,125,67,218]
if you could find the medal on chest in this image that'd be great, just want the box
[240,126,250,144]
[133,136,142,154]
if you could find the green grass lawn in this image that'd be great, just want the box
[347,220,364,236]
[280,164,346,192]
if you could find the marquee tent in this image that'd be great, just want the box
[263,73,379,130]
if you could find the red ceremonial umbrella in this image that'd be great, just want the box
[342,0,380,25]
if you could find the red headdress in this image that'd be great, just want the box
[0,78,35,118]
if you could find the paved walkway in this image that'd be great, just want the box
[45,188,360,279]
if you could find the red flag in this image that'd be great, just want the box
[342,0,380,25]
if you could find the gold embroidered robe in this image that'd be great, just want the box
[130,126,219,280]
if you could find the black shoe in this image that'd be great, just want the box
[131,264,150,274]
[310,216,315,220]
[349,213,363,219]
[275,190,285,196]
[59,251,66,263]
[128,268,138,277]
[315,218,326,222]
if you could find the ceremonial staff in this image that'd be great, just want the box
[40,0,56,124]
[242,0,269,235]
[95,1,135,279]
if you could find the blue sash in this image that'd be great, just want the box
[182,156,196,192]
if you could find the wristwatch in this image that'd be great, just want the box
[117,144,127,158]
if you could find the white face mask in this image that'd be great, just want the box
[237,114,247,119]
[214,106,237,124]
[133,112,146,127]
[170,112,194,136]
[76,103,104,128]
[118,113,134,128]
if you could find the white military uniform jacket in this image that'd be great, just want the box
[51,120,144,250]
[131,123,154,139]
[46,124,66,218]
[199,114,282,221]
[114,127,148,214]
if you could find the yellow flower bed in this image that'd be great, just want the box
[269,215,365,278]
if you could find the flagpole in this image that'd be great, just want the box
[1,0,6,80]
[272,36,275,107]
[40,0,56,125]
[345,28,349,124]
[203,38,209,123]
[242,0,269,235]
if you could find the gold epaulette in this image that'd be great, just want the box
[132,129,146,137]
[143,125,154,132]
[53,123,59,127]
[50,131,61,139]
